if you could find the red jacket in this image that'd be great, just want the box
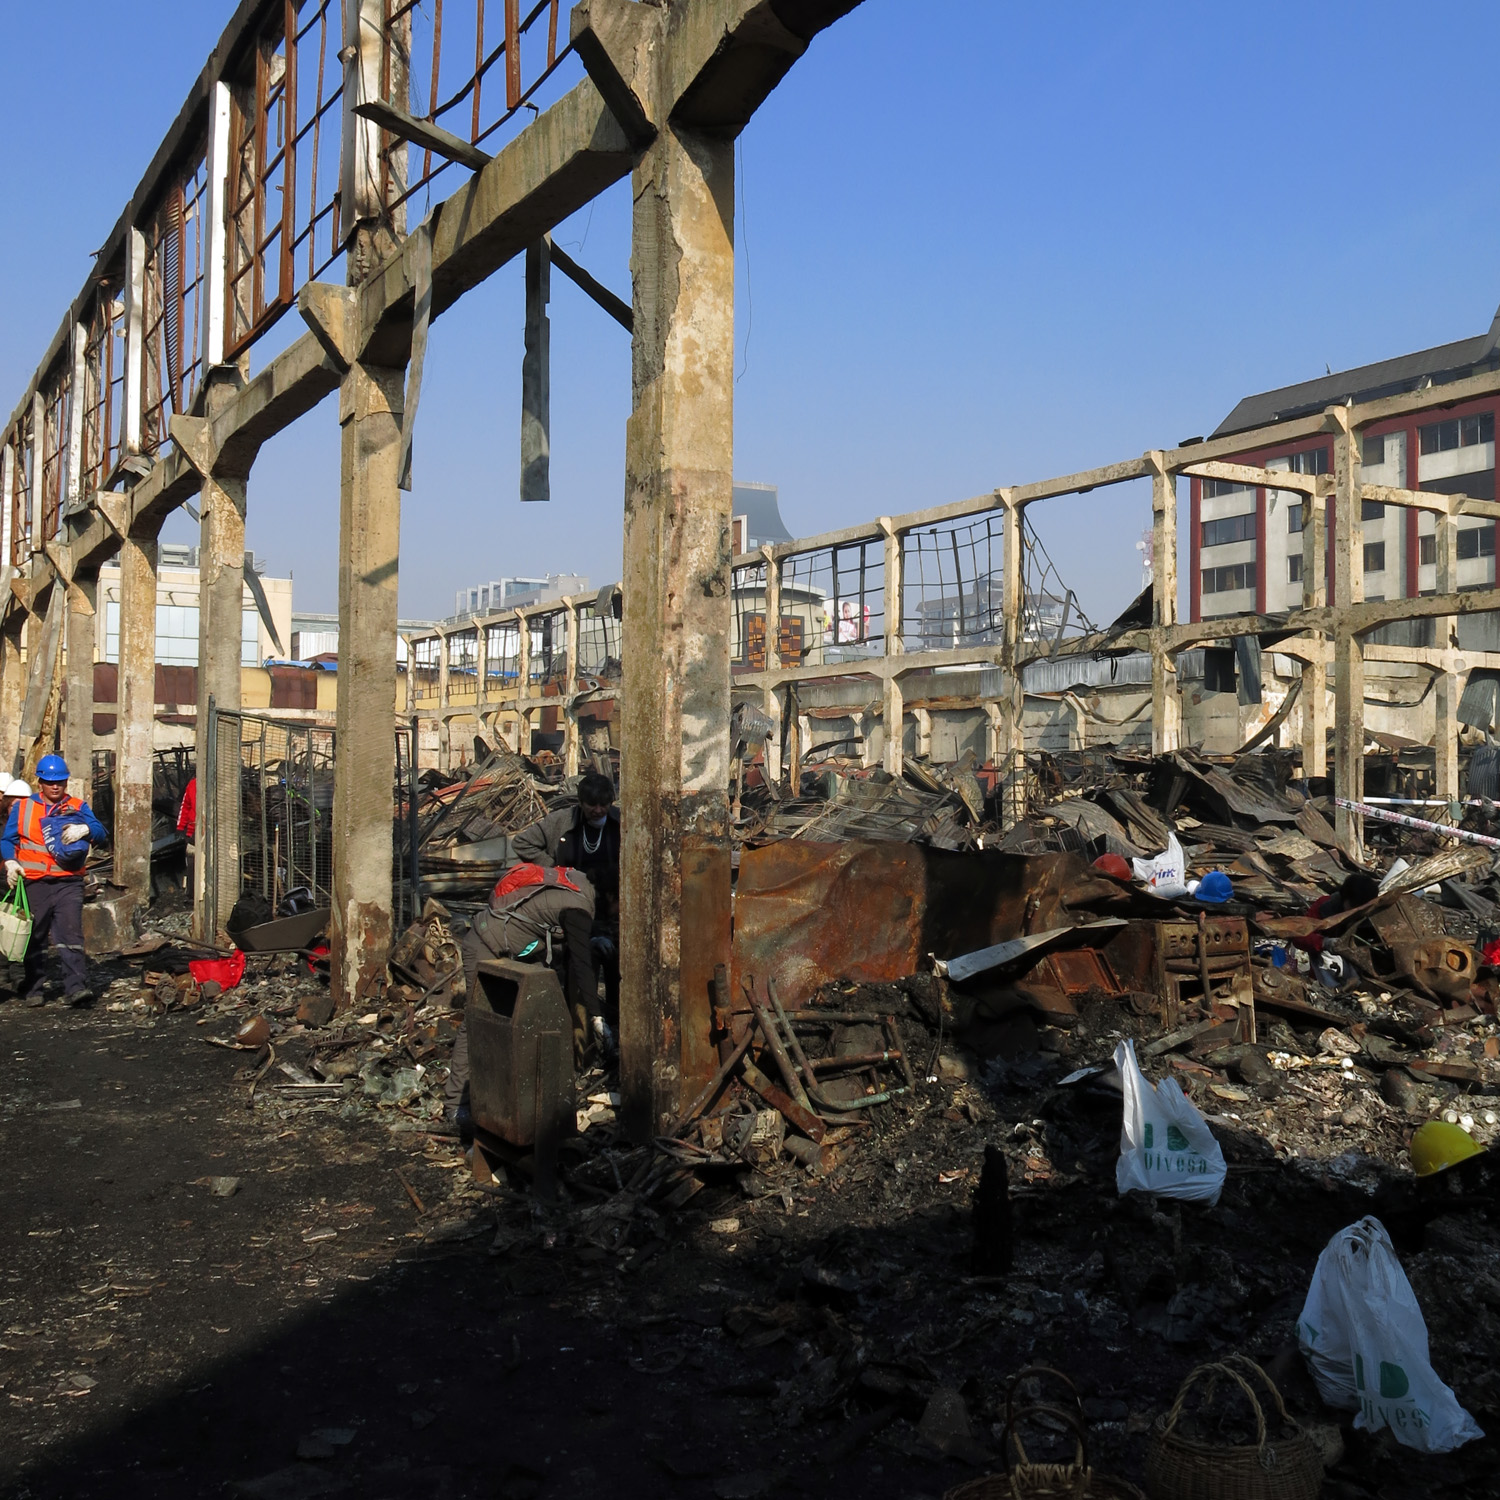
[177,778,197,837]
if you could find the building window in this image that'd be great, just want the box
[1287,447,1330,475]
[1288,554,1303,583]
[1420,534,1436,566]
[101,600,260,665]
[241,608,260,666]
[1420,469,1496,501]
[1361,499,1385,521]
[1202,478,1252,499]
[1201,513,1256,548]
[1364,542,1386,574]
[1203,648,1237,693]
[1457,525,1496,561]
[1420,411,1494,454]
[1202,563,1251,594]
[1286,502,1304,533]
[1363,433,1386,466]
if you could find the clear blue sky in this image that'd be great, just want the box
[5,1,1500,626]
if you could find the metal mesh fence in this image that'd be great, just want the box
[782,539,885,667]
[900,513,1004,651]
[204,708,336,938]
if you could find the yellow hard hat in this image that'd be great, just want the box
[1411,1120,1484,1177]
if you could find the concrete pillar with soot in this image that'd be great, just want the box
[114,525,159,906]
[619,120,735,1139]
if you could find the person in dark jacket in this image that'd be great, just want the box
[2,755,109,1006]
[445,864,597,1136]
[512,772,620,1030]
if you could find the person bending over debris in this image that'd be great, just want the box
[513,771,620,1039]
[444,863,599,1137]
[1295,871,1381,955]
[2,756,109,1008]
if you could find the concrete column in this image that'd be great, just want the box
[329,360,405,1012]
[475,616,490,714]
[619,121,734,1139]
[984,701,1003,765]
[0,611,24,773]
[521,239,551,502]
[762,547,782,670]
[1435,503,1460,801]
[201,80,233,377]
[1301,485,1330,780]
[114,529,158,906]
[1148,455,1181,756]
[194,463,247,940]
[1330,414,1365,856]
[1,441,13,568]
[122,227,146,453]
[63,573,97,801]
[64,324,87,522]
[997,494,1025,822]
[28,394,44,546]
[761,686,782,782]
[515,611,532,756]
[562,603,580,776]
[912,706,933,759]
[436,629,450,771]
[882,673,904,776]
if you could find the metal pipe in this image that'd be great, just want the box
[766,979,906,1112]
[668,1020,757,1138]
[749,997,814,1113]
[806,1050,904,1072]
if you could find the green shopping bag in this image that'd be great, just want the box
[0,876,32,961]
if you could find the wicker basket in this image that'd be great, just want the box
[944,1367,1147,1500]
[1144,1356,1323,1500]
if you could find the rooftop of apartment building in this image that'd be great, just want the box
[1212,308,1500,437]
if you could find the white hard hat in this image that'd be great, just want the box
[5,780,30,798]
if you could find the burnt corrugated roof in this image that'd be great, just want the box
[1212,315,1500,438]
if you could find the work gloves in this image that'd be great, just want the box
[4,860,21,888]
[62,823,90,843]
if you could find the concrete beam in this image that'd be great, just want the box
[1184,460,1332,497]
[358,81,636,365]
[570,0,662,147]
[1361,482,1500,521]
[1164,413,1332,472]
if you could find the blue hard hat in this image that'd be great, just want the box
[1196,870,1234,903]
[36,754,69,783]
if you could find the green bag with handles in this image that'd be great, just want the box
[0,876,32,961]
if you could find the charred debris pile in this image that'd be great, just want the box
[85,740,1500,1495]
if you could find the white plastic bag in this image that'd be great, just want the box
[1296,1216,1483,1452]
[1131,832,1189,899]
[1113,1039,1226,1205]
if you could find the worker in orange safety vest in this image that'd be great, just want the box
[1,755,109,1007]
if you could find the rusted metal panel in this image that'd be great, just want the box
[731,840,1113,1008]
